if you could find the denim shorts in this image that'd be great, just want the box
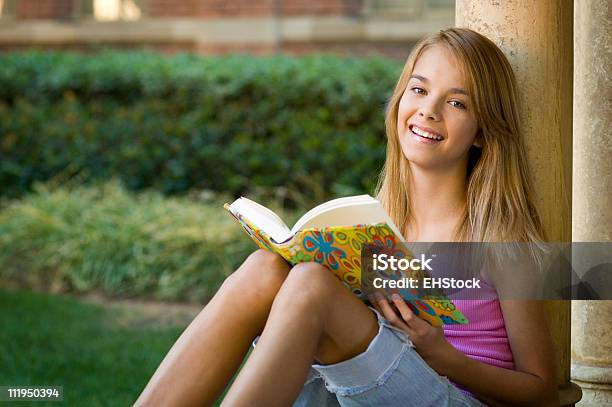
[252,307,487,407]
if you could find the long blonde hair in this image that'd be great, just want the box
[375,28,545,243]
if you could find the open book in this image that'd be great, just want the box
[224,195,468,326]
[225,194,403,244]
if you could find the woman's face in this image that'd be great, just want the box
[397,45,479,172]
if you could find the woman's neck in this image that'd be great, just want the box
[405,164,468,242]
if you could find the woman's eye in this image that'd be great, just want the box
[449,100,466,109]
[411,87,426,95]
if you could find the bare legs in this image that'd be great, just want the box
[221,262,379,406]
[135,250,291,406]
[135,250,379,407]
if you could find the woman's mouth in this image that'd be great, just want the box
[409,125,444,143]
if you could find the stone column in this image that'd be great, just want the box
[571,0,612,406]
[455,1,580,405]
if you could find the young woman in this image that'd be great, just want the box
[135,28,558,406]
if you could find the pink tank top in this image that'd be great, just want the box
[443,299,515,369]
[443,275,515,400]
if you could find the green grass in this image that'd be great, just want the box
[0,288,246,406]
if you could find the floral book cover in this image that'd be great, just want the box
[224,204,468,326]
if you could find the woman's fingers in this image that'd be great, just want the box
[372,293,410,332]
[391,294,442,343]
[390,293,418,326]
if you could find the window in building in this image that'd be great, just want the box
[0,0,16,19]
[79,0,145,21]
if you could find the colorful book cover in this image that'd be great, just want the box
[224,203,468,326]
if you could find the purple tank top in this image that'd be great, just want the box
[443,275,515,401]
[443,299,515,370]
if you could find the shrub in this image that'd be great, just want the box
[0,51,402,205]
[0,181,290,301]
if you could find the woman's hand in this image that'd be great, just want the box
[371,292,461,376]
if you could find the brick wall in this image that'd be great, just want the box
[17,0,74,20]
[148,0,363,18]
[282,0,363,16]
[13,0,364,20]
[147,0,200,17]
[4,0,451,59]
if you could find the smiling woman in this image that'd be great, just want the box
[136,28,557,407]
[378,28,541,244]
[397,44,480,170]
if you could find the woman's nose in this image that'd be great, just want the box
[417,106,440,121]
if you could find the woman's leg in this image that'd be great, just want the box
[135,249,291,407]
[221,261,380,407]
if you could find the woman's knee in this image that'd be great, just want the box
[276,262,337,309]
[220,249,290,304]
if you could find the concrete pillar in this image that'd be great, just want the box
[455,1,580,405]
[571,0,612,406]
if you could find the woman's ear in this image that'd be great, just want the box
[472,130,483,148]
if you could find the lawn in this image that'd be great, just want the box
[0,288,243,406]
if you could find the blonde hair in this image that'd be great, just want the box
[375,28,545,243]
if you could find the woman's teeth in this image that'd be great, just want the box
[412,126,443,141]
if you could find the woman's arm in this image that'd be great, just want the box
[373,295,559,406]
[443,300,558,406]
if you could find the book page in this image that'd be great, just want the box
[291,195,374,231]
[291,196,405,240]
[228,198,292,243]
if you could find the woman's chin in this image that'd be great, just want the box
[402,156,442,171]
[400,145,439,168]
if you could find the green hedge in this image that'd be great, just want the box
[0,51,402,204]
